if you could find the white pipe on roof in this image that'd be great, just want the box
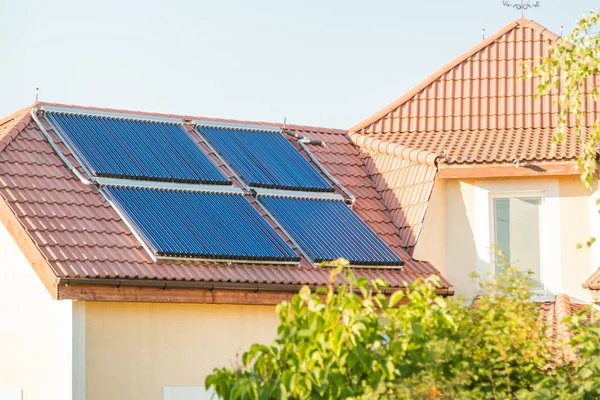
[30,108,95,186]
[295,136,356,207]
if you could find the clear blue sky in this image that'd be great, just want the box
[0,0,597,129]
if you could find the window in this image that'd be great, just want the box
[493,196,542,289]
[474,179,561,296]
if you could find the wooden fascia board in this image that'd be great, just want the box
[0,195,59,299]
[57,280,455,304]
[437,161,580,179]
[58,284,297,305]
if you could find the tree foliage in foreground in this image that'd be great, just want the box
[206,259,600,399]
[531,10,600,189]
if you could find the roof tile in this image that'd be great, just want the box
[351,18,593,165]
[0,105,451,290]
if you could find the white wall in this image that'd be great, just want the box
[419,176,597,300]
[0,222,74,399]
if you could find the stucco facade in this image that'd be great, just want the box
[0,218,281,400]
[415,175,599,300]
[0,222,74,400]
[82,301,279,400]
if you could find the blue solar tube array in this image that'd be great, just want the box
[258,196,403,266]
[104,186,299,262]
[197,126,334,192]
[46,112,230,185]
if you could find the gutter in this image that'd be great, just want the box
[57,277,455,297]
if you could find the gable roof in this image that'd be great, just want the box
[0,102,452,302]
[350,17,593,165]
[344,17,593,250]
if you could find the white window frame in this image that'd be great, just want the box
[490,192,544,290]
[474,179,561,298]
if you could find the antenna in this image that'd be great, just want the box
[560,25,563,37]
[35,87,39,102]
[502,0,541,17]
[482,28,486,40]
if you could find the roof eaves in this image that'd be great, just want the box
[348,17,561,133]
[348,131,439,166]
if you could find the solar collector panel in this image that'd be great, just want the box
[258,196,403,266]
[104,186,299,262]
[197,126,334,192]
[46,112,230,185]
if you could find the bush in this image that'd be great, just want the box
[206,260,598,399]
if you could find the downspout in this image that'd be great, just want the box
[284,130,356,206]
[30,108,94,186]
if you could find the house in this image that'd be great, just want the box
[349,17,600,303]
[1,16,598,400]
[0,103,450,400]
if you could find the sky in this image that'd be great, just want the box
[0,0,598,129]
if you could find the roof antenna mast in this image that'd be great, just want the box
[502,0,541,17]
[35,87,39,102]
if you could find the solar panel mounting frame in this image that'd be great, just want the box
[193,120,335,193]
[256,194,404,269]
[43,108,231,185]
[102,186,302,265]
[38,108,301,265]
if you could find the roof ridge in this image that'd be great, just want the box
[34,102,347,135]
[349,18,562,133]
[347,132,438,166]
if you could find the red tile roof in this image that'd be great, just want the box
[472,294,589,344]
[539,294,589,345]
[0,102,451,298]
[583,268,600,297]
[346,17,593,250]
[348,134,437,248]
[350,17,595,165]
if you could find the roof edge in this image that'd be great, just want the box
[36,101,347,136]
[0,102,37,153]
[348,132,439,166]
[349,17,562,133]
[57,277,455,303]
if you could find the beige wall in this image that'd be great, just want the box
[443,179,478,298]
[0,222,74,400]
[413,177,447,277]
[83,301,280,400]
[416,176,597,300]
[559,176,596,300]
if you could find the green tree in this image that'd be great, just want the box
[206,13,600,399]
[531,10,600,189]
[206,259,596,399]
